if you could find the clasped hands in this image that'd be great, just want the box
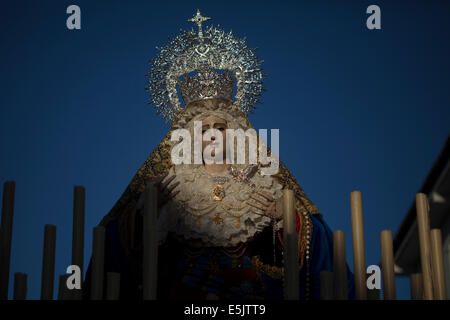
[137,173,283,221]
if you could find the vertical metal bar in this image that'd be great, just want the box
[430,229,447,299]
[410,273,423,300]
[415,193,434,300]
[333,230,348,300]
[41,224,56,300]
[380,230,396,300]
[350,191,367,300]
[0,181,15,300]
[72,186,85,300]
[143,185,158,300]
[91,226,105,300]
[13,273,27,300]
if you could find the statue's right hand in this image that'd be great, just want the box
[137,172,180,212]
[154,172,180,209]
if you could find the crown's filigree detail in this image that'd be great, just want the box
[147,10,265,122]
[177,65,234,106]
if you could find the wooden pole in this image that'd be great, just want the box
[380,230,396,300]
[333,230,348,300]
[41,224,56,300]
[415,193,433,300]
[320,271,333,300]
[13,273,27,300]
[350,191,367,300]
[282,189,299,300]
[410,273,423,300]
[90,226,105,300]
[143,185,158,300]
[71,186,85,300]
[0,181,15,300]
[106,272,120,300]
[430,229,446,300]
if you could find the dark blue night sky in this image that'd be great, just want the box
[1,0,449,299]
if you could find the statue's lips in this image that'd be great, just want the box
[208,142,221,148]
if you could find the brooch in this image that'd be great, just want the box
[213,212,223,225]
[228,164,258,187]
[212,185,225,201]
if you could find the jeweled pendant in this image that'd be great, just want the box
[212,185,225,201]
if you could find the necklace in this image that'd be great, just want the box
[221,202,247,228]
[189,206,215,228]
[212,176,229,185]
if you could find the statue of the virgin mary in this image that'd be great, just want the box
[84,10,354,300]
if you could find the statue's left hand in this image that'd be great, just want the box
[246,191,282,220]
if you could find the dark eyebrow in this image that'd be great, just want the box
[213,122,226,127]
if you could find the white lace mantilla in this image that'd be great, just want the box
[157,165,283,247]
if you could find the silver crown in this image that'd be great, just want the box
[177,64,234,105]
[147,9,265,122]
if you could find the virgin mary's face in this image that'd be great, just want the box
[201,115,227,160]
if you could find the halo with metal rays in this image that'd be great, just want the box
[146,11,265,122]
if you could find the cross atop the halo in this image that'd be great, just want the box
[188,9,211,38]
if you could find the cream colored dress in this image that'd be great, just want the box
[157,164,283,247]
